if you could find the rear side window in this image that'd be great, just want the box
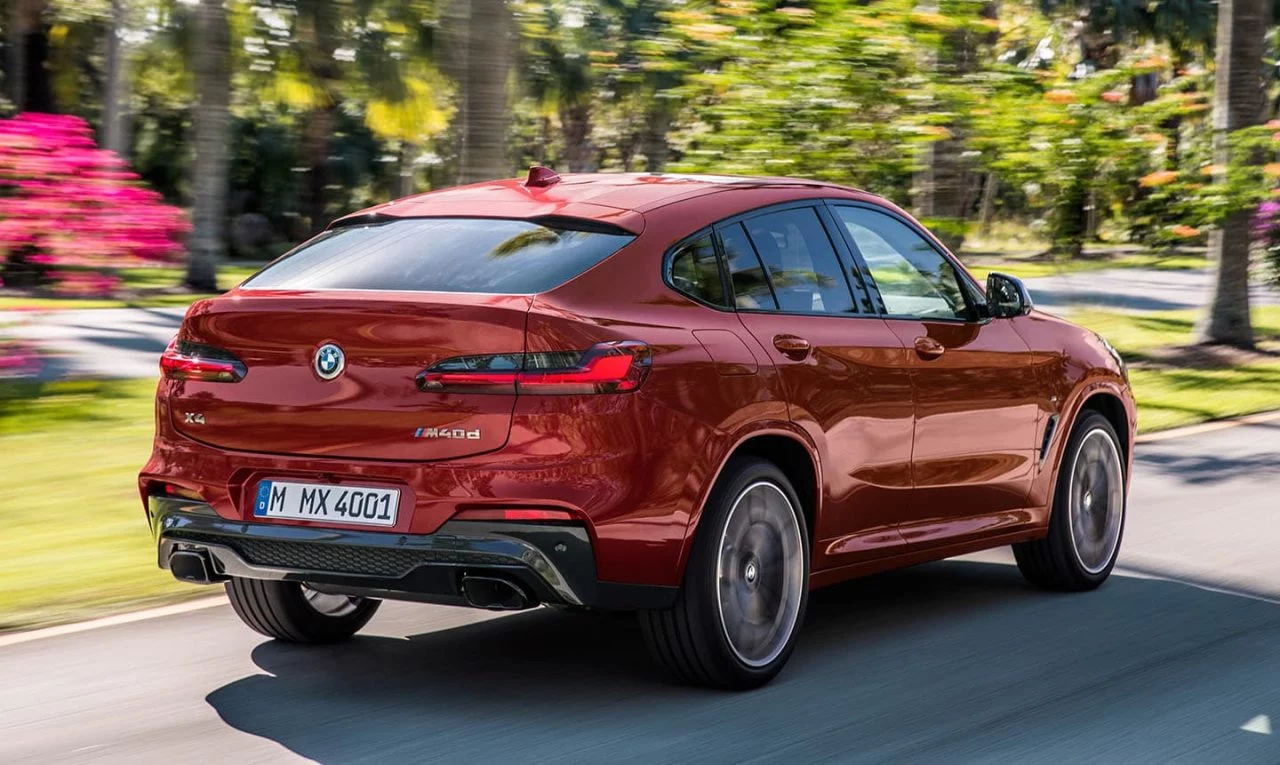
[719,223,777,310]
[668,235,728,306]
[742,208,856,315]
[243,218,635,294]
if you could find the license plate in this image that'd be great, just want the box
[254,480,399,527]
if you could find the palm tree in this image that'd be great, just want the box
[102,0,132,157]
[1197,0,1268,347]
[457,0,512,183]
[187,0,230,291]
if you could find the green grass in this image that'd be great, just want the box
[0,264,261,311]
[1070,306,1280,432]
[0,380,206,631]
[961,251,1208,283]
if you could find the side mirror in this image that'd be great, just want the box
[986,272,1033,318]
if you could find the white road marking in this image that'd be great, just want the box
[1241,715,1272,735]
[0,595,227,648]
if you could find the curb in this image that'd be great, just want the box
[1135,409,1280,444]
[0,595,228,648]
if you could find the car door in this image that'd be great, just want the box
[827,202,1042,548]
[716,204,915,571]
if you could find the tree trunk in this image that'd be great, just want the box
[1197,0,1268,348]
[642,103,669,173]
[102,0,132,157]
[187,0,230,292]
[559,102,593,172]
[457,0,510,184]
[305,104,335,235]
[398,142,417,198]
[978,171,998,236]
[9,0,52,112]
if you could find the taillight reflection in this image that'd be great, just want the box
[418,341,651,395]
[160,339,247,383]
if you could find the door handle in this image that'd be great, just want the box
[914,336,945,359]
[773,334,811,358]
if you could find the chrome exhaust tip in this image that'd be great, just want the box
[460,575,535,610]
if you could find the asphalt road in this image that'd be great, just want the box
[3,267,1277,380]
[2,420,1279,764]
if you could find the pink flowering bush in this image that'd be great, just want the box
[0,113,189,296]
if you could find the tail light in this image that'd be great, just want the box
[417,341,651,395]
[160,339,247,382]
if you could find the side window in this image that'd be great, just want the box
[741,208,856,315]
[668,234,727,307]
[719,223,778,310]
[833,206,970,321]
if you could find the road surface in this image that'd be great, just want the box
[3,266,1277,381]
[2,421,1279,763]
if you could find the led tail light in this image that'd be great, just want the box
[417,341,651,395]
[160,339,247,382]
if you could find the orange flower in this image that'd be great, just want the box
[1045,90,1076,104]
[1170,225,1201,238]
[1139,170,1179,187]
[1101,90,1125,103]
[1265,163,1280,177]
[1134,56,1167,71]
[1199,164,1225,176]
[1139,132,1167,144]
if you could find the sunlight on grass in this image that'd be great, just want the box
[1069,307,1280,432]
[0,380,206,630]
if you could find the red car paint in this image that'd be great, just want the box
[140,172,1135,591]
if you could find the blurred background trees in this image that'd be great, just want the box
[0,0,1277,345]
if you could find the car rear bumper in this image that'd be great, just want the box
[149,497,676,611]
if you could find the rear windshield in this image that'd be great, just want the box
[242,218,635,294]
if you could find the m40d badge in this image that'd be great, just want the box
[415,427,481,440]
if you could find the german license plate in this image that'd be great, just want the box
[254,480,399,527]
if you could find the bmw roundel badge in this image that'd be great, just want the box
[314,343,345,380]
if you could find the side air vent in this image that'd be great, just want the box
[1039,414,1060,466]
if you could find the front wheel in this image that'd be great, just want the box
[1014,411,1127,591]
[225,578,380,643]
[639,457,809,689]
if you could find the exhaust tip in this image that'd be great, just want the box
[169,550,217,584]
[461,575,535,610]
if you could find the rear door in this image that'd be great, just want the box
[828,203,1042,547]
[718,204,914,570]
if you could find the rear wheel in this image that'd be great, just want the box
[225,578,380,643]
[639,457,809,689]
[1014,411,1126,591]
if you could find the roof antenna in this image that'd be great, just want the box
[525,165,561,188]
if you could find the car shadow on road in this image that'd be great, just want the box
[205,561,1280,764]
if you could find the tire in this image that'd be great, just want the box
[1014,411,1127,591]
[225,577,380,643]
[639,457,810,690]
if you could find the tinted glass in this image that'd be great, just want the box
[742,208,855,314]
[243,218,635,294]
[834,207,970,320]
[668,235,727,306]
[719,223,778,310]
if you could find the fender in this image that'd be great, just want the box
[672,422,822,581]
[1029,375,1136,521]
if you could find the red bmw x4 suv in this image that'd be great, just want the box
[142,169,1134,689]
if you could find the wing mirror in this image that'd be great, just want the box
[986,272,1033,318]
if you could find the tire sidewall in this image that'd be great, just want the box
[1053,412,1127,586]
[686,457,810,686]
